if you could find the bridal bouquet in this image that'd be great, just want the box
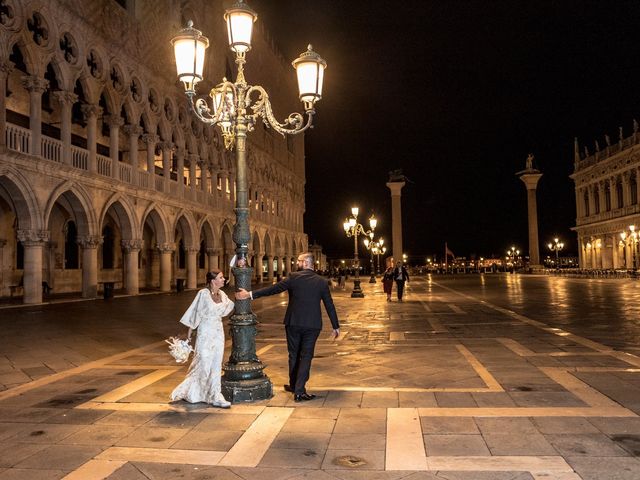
[165,336,193,363]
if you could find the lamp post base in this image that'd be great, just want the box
[351,278,365,298]
[369,274,376,283]
[221,373,273,403]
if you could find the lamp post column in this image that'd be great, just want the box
[351,228,364,298]
[222,110,272,403]
[386,181,405,263]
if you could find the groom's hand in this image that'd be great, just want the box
[235,288,251,300]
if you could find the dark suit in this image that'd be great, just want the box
[393,265,410,300]
[253,269,339,394]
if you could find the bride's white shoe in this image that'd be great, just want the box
[212,394,231,409]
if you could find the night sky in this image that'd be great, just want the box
[257,1,640,261]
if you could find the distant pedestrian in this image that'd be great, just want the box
[171,270,234,408]
[235,252,340,402]
[393,261,410,301]
[382,265,394,301]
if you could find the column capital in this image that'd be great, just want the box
[103,114,125,128]
[141,133,159,145]
[17,229,49,245]
[0,60,13,77]
[0,239,7,248]
[121,239,143,252]
[157,242,176,253]
[76,235,103,249]
[123,124,143,137]
[386,181,406,195]
[207,247,222,255]
[80,103,102,119]
[187,153,200,164]
[53,90,78,106]
[185,247,200,254]
[157,141,175,152]
[21,75,48,93]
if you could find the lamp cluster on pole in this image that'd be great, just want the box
[364,236,385,281]
[547,238,564,269]
[620,225,639,270]
[343,207,376,298]
[171,0,327,403]
[506,246,520,271]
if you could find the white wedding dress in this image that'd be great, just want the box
[171,288,234,405]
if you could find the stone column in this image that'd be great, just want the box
[517,170,543,267]
[254,252,264,283]
[175,147,185,194]
[386,181,406,263]
[81,104,102,173]
[199,161,207,192]
[77,235,102,298]
[276,254,283,278]
[159,142,174,190]
[0,61,13,151]
[186,247,198,289]
[189,154,198,191]
[121,239,142,295]
[21,76,49,156]
[622,172,632,207]
[142,133,159,174]
[157,243,174,292]
[124,125,142,168]
[104,115,124,179]
[16,230,49,304]
[207,248,220,271]
[266,255,274,282]
[283,255,290,275]
[53,91,77,165]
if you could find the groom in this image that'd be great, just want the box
[235,252,340,401]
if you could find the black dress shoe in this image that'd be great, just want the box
[294,393,316,402]
[284,384,293,392]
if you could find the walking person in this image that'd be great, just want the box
[235,252,340,402]
[393,261,410,302]
[382,264,394,301]
[171,270,234,408]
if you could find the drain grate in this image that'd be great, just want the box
[333,455,367,467]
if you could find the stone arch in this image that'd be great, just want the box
[220,222,233,277]
[264,231,273,256]
[100,193,137,240]
[0,166,41,230]
[252,229,262,255]
[140,203,169,245]
[173,211,196,248]
[44,181,96,236]
[198,218,217,248]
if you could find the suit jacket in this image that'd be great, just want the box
[252,269,339,330]
[393,266,410,282]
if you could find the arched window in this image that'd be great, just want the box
[631,173,638,205]
[593,186,600,214]
[604,184,611,211]
[583,191,590,217]
[64,221,79,269]
[14,218,24,269]
[616,180,624,208]
[102,225,115,269]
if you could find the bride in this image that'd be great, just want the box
[171,269,234,408]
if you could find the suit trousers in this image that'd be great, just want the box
[285,325,321,395]
[396,280,406,300]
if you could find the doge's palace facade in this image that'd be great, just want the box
[0,0,308,303]
[571,124,640,269]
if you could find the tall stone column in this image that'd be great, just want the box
[199,161,207,192]
[159,142,174,191]
[122,239,142,295]
[142,133,159,174]
[276,254,283,278]
[207,248,220,271]
[124,125,142,168]
[254,252,264,283]
[105,115,124,179]
[517,158,543,268]
[158,243,174,292]
[16,230,49,304]
[175,147,185,194]
[186,247,198,289]
[386,180,406,263]
[77,235,102,298]
[53,91,77,165]
[21,76,49,156]
[0,61,13,151]
[81,104,102,173]
[189,154,198,191]
[283,255,290,275]
[266,255,274,282]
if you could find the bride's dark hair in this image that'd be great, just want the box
[206,269,223,284]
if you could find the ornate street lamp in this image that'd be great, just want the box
[506,246,520,271]
[171,0,326,403]
[373,244,387,274]
[343,207,376,298]
[547,237,564,270]
[620,225,639,270]
[364,235,384,283]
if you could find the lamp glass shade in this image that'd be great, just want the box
[351,207,359,217]
[293,45,326,104]
[343,221,350,232]
[225,2,256,53]
[171,22,209,90]
[364,239,370,248]
[369,216,377,230]
[349,218,356,228]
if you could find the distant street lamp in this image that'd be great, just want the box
[343,207,376,298]
[171,0,326,402]
[373,244,387,275]
[547,238,564,269]
[507,246,520,271]
[620,225,639,270]
[364,235,384,283]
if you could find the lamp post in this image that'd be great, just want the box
[620,225,639,271]
[373,244,387,274]
[547,238,564,270]
[364,235,384,283]
[171,0,326,402]
[343,207,376,298]
[507,246,520,272]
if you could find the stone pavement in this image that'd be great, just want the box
[0,275,639,479]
